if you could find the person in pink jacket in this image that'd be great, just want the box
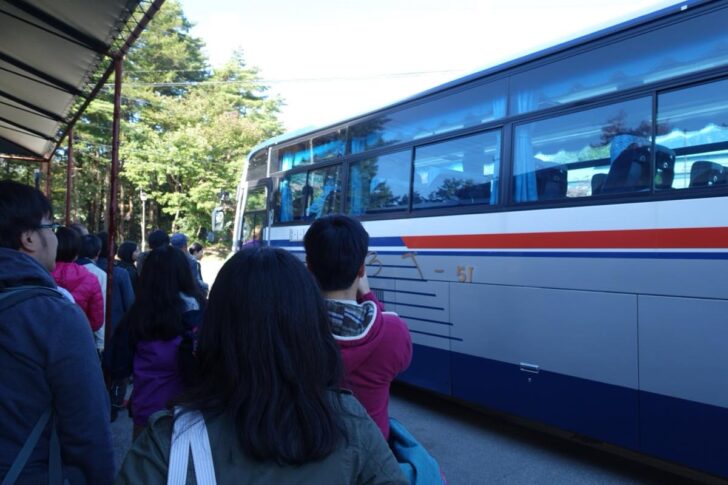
[51,227,104,332]
[304,215,412,439]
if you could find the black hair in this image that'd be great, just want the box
[303,215,369,292]
[178,247,346,465]
[0,180,53,250]
[126,245,203,343]
[79,235,102,259]
[117,241,138,263]
[55,227,81,262]
[147,229,169,250]
[68,223,89,236]
[189,242,203,255]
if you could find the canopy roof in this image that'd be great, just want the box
[0,0,161,160]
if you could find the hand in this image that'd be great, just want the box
[356,272,370,298]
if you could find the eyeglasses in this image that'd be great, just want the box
[37,222,61,233]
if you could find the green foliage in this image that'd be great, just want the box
[67,0,283,241]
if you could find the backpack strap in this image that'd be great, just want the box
[167,409,217,485]
[1,410,50,485]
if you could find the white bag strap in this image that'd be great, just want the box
[167,409,217,485]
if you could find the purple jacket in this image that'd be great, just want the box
[132,336,184,427]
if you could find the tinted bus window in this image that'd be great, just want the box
[347,150,410,215]
[246,150,268,181]
[306,165,342,220]
[278,141,311,171]
[510,8,728,115]
[413,130,501,210]
[244,186,266,211]
[350,80,507,154]
[276,172,307,222]
[513,97,652,202]
[313,130,346,162]
[657,78,728,190]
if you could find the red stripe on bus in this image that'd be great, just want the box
[401,227,728,249]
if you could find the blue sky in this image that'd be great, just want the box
[179,0,682,132]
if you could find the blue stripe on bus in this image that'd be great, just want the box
[398,315,452,326]
[369,275,427,282]
[409,330,462,341]
[380,299,444,311]
[371,288,437,297]
[398,344,728,478]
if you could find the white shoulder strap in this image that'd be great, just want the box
[167,409,217,485]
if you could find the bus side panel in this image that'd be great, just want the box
[391,280,452,395]
[450,283,640,449]
[639,296,728,478]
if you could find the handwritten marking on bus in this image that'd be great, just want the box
[457,265,474,283]
[366,251,383,276]
[434,269,444,273]
[402,252,425,280]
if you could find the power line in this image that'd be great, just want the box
[110,69,465,88]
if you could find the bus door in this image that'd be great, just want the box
[241,181,271,248]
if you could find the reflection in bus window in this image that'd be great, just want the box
[347,151,410,215]
[657,78,728,190]
[246,150,268,181]
[313,130,346,162]
[276,172,307,222]
[350,80,507,154]
[279,141,311,171]
[513,97,652,202]
[306,165,342,220]
[510,7,728,115]
[413,131,501,210]
[244,186,266,211]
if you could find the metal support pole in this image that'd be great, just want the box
[44,159,51,197]
[65,127,74,225]
[105,55,123,343]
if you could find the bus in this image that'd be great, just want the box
[233,0,728,478]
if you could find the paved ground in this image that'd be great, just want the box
[389,384,707,484]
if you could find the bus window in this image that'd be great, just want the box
[246,149,268,181]
[347,150,410,215]
[278,141,312,171]
[513,97,651,202]
[413,131,500,210]
[313,130,346,162]
[510,7,728,115]
[349,80,507,155]
[244,186,266,211]
[657,78,728,191]
[276,172,307,222]
[305,165,342,220]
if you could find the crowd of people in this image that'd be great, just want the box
[0,180,436,484]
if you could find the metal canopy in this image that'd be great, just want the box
[0,0,154,160]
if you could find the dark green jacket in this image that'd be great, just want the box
[115,393,407,484]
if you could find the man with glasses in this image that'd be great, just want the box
[0,180,113,483]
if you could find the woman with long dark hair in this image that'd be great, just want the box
[125,245,205,439]
[116,240,139,290]
[116,247,405,484]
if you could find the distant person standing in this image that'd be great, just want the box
[116,241,140,291]
[0,180,113,483]
[51,227,104,333]
[170,233,209,296]
[76,234,108,353]
[188,242,207,291]
[96,231,134,328]
[135,229,168,276]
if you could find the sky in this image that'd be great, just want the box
[178,0,684,133]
